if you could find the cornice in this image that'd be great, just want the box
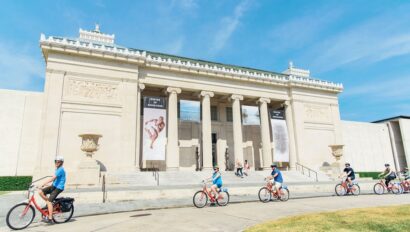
[40,34,344,93]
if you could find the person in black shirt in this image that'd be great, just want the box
[340,163,355,187]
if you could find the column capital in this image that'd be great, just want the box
[258,97,271,104]
[282,100,290,107]
[166,87,182,94]
[200,91,214,98]
[138,83,145,90]
[231,94,243,101]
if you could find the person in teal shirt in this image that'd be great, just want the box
[39,156,66,223]
[204,166,223,200]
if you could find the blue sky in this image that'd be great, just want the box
[0,0,409,122]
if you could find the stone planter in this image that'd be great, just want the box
[329,145,344,161]
[79,134,102,158]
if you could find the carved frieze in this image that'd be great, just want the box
[65,78,119,102]
[304,104,331,123]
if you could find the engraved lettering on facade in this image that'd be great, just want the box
[304,104,331,123]
[66,79,118,101]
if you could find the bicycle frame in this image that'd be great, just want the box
[339,180,355,193]
[201,183,217,202]
[378,179,396,191]
[265,181,284,198]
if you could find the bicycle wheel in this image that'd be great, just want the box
[193,191,208,208]
[6,203,35,230]
[258,187,272,203]
[279,188,290,202]
[216,192,230,206]
[373,183,385,195]
[391,183,402,195]
[351,184,360,196]
[335,184,346,196]
[53,203,74,223]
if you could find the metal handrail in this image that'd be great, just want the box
[295,163,318,182]
[102,174,107,203]
[152,165,159,186]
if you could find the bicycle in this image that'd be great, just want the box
[258,180,289,202]
[335,178,360,196]
[6,176,75,230]
[373,179,403,195]
[193,181,230,208]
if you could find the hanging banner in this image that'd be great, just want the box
[242,105,260,125]
[143,97,167,160]
[270,109,289,162]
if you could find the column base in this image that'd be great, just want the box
[166,167,179,171]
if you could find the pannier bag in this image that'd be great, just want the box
[55,197,74,212]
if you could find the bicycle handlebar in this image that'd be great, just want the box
[29,176,53,185]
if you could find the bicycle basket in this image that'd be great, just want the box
[55,197,74,212]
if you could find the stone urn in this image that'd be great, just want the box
[79,134,102,158]
[329,145,344,161]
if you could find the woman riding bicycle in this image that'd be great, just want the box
[339,163,355,187]
[204,166,223,200]
[378,163,396,187]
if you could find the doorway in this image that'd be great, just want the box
[212,133,217,166]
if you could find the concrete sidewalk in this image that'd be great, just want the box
[1,194,409,232]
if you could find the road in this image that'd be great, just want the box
[1,194,409,232]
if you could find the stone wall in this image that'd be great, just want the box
[342,121,395,172]
[0,89,43,176]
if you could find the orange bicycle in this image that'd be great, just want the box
[6,177,74,230]
[193,181,230,208]
[335,178,360,196]
[374,179,402,195]
[258,180,289,202]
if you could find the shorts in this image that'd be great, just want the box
[270,180,282,189]
[42,186,63,202]
[348,176,355,181]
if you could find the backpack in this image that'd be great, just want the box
[55,197,75,212]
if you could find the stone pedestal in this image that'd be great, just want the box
[320,145,344,179]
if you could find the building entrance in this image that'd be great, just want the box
[212,133,217,166]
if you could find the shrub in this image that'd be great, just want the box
[0,176,32,191]
[356,172,380,179]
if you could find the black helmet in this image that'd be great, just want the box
[345,163,350,166]
[270,164,277,168]
[384,163,390,167]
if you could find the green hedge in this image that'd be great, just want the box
[0,176,32,191]
[356,172,380,180]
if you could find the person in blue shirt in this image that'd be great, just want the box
[39,156,66,223]
[204,166,223,200]
[266,164,283,194]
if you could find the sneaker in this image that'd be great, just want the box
[42,218,54,224]
[210,202,216,206]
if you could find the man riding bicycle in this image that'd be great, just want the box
[39,156,66,223]
[378,163,396,187]
[204,166,223,201]
[339,163,355,187]
[266,164,283,194]
[400,167,410,188]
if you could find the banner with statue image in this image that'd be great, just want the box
[270,110,289,162]
[143,97,167,160]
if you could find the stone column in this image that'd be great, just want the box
[284,100,298,170]
[135,83,145,170]
[201,91,214,170]
[231,95,244,166]
[258,97,272,170]
[166,87,181,171]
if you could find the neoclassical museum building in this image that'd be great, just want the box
[1,26,409,183]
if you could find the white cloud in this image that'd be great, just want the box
[171,0,198,11]
[305,5,410,73]
[0,41,44,91]
[210,0,252,54]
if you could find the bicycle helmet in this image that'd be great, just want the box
[345,163,350,166]
[55,156,64,162]
[384,163,390,167]
[270,164,277,168]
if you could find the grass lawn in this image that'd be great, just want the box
[246,204,410,232]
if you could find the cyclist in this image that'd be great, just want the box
[400,167,410,188]
[39,156,66,223]
[339,163,355,187]
[204,166,223,201]
[266,164,283,194]
[378,163,396,188]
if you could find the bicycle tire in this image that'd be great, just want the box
[279,188,290,201]
[373,183,385,195]
[351,184,360,196]
[216,192,230,206]
[53,203,74,223]
[335,184,346,196]
[391,183,402,195]
[258,187,272,203]
[193,191,208,208]
[6,203,35,230]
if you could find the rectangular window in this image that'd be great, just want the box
[226,107,233,122]
[211,106,218,121]
[179,100,200,122]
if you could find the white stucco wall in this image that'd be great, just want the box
[0,89,43,176]
[398,118,410,168]
[342,121,395,172]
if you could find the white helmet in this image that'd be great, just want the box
[55,156,64,162]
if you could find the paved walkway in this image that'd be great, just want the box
[1,194,409,232]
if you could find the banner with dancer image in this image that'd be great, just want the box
[143,97,167,160]
[270,110,289,162]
